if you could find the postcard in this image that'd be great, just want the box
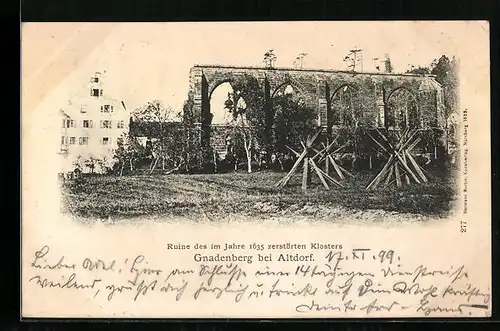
[21,21,491,318]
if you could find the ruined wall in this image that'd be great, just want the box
[188,65,444,129]
[187,65,446,162]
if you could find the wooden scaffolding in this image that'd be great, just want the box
[274,130,344,192]
[365,128,428,190]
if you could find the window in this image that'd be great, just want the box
[101,105,112,113]
[82,120,93,128]
[101,105,114,113]
[80,105,87,113]
[69,137,76,145]
[91,88,100,97]
[63,119,75,128]
[100,120,112,129]
[102,137,110,145]
[330,85,355,127]
[61,136,67,145]
[78,137,89,145]
[117,120,124,129]
[91,77,99,83]
[386,88,418,129]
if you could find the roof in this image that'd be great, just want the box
[59,109,71,118]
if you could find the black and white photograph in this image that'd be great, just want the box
[21,21,491,319]
[51,22,460,226]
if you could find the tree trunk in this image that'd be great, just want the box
[243,133,253,173]
[244,144,252,173]
[246,153,252,173]
[150,157,159,174]
[162,155,165,170]
[120,161,124,177]
[213,151,218,173]
[129,158,134,171]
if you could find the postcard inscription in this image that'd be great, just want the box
[27,241,490,317]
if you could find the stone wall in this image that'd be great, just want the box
[187,65,446,162]
[188,65,445,129]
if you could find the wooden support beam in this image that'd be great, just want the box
[286,145,300,157]
[384,166,394,186]
[367,131,388,153]
[395,163,402,187]
[366,154,394,190]
[375,127,395,151]
[393,150,421,184]
[302,156,309,192]
[310,159,330,189]
[337,162,355,178]
[275,149,307,187]
[312,159,344,188]
[402,152,411,185]
[407,137,421,152]
[308,130,322,147]
[328,154,345,180]
[406,151,428,183]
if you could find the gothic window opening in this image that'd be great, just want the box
[386,88,419,130]
[330,85,356,127]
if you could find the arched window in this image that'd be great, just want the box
[210,82,234,124]
[330,85,356,127]
[273,83,298,98]
[386,88,419,129]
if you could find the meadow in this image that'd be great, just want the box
[60,167,458,224]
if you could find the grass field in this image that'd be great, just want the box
[61,167,458,224]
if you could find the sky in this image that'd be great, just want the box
[23,21,471,118]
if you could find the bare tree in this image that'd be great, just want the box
[293,52,307,69]
[263,49,277,68]
[225,91,253,172]
[224,75,267,173]
[343,47,364,71]
[384,54,393,73]
[132,100,181,172]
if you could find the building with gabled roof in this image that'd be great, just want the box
[59,70,130,173]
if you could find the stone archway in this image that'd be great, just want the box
[385,87,419,130]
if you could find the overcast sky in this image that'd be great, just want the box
[23,21,470,117]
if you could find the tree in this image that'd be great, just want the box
[132,100,182,172]
[329,81,378,172]
[343,47,364,72]
[85,155,98,174]
[182,91,204,173]
[293,53,307,69]
[407,66,430,75]
[431,55,460,162]
[384,54,393,73]
[263,50,277,68]
[113,131,142,176]
[223,74,267,173]
[431,55,459,119]
[272,93,317,170]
